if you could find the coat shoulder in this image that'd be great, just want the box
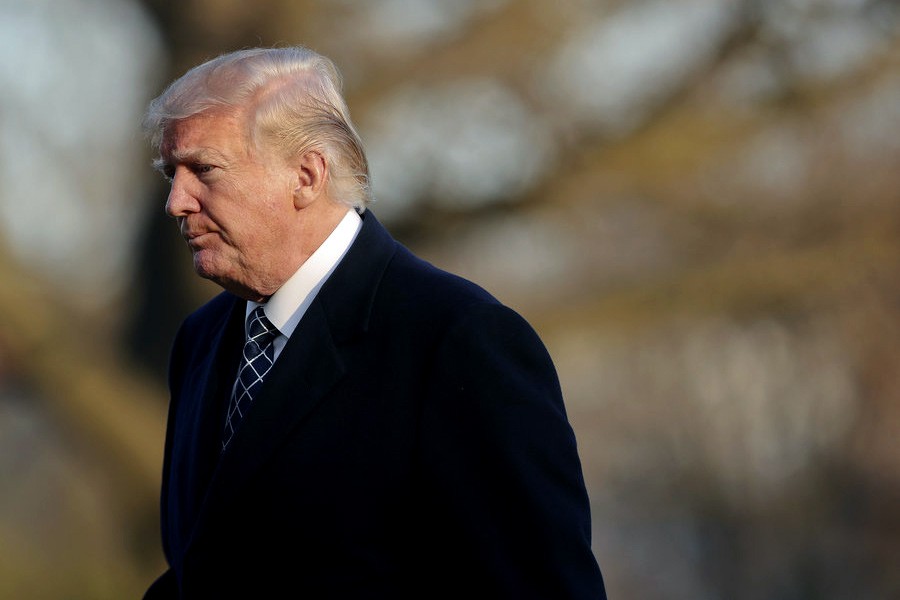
[382,244,500,313]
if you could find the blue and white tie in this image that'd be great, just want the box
[222,306,279,451]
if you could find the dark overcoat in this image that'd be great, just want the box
[145,211,606,599]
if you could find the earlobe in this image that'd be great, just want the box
[292,176,311,209]
[292,150,328,209]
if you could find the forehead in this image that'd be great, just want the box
[160,109,250,161]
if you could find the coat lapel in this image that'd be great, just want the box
[203,298,345,508]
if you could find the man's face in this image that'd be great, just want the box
[158,110,299,300]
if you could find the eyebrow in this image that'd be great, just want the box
[155,147,229,169]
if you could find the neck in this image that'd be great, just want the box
[228,201,351,301]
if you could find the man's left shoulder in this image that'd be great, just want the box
[384,244,499,310]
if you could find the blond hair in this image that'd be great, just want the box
[143,47,371,210]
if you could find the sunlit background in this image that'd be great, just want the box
[1,0,899,598]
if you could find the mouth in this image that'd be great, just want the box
[184,230,216,249]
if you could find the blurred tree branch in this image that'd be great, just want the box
[0,244,166,519]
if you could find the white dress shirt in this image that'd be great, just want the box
[244,209,363,360]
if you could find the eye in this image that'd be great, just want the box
[193,164,215,176]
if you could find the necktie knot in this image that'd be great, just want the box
[247,306,279,347]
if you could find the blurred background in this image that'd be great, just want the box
[1,0,899,597]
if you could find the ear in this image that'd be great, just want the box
[292,150,328,209]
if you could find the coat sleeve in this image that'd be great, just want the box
[418,302,606,599]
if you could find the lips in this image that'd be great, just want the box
[180,218,220,248]
[183,230,217,249]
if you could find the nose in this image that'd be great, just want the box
[165,169,201,217]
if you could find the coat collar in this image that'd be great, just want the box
[316,209,397,342]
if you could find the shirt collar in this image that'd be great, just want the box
[247,209,363,339]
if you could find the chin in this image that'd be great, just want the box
[192,252,225,283]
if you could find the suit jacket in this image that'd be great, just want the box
[145,211,606,599]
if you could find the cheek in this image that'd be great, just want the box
[216,174,294,242]
[247,194,294,242]
[258,181,296,219]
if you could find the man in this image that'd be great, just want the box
[142,46,606,599]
